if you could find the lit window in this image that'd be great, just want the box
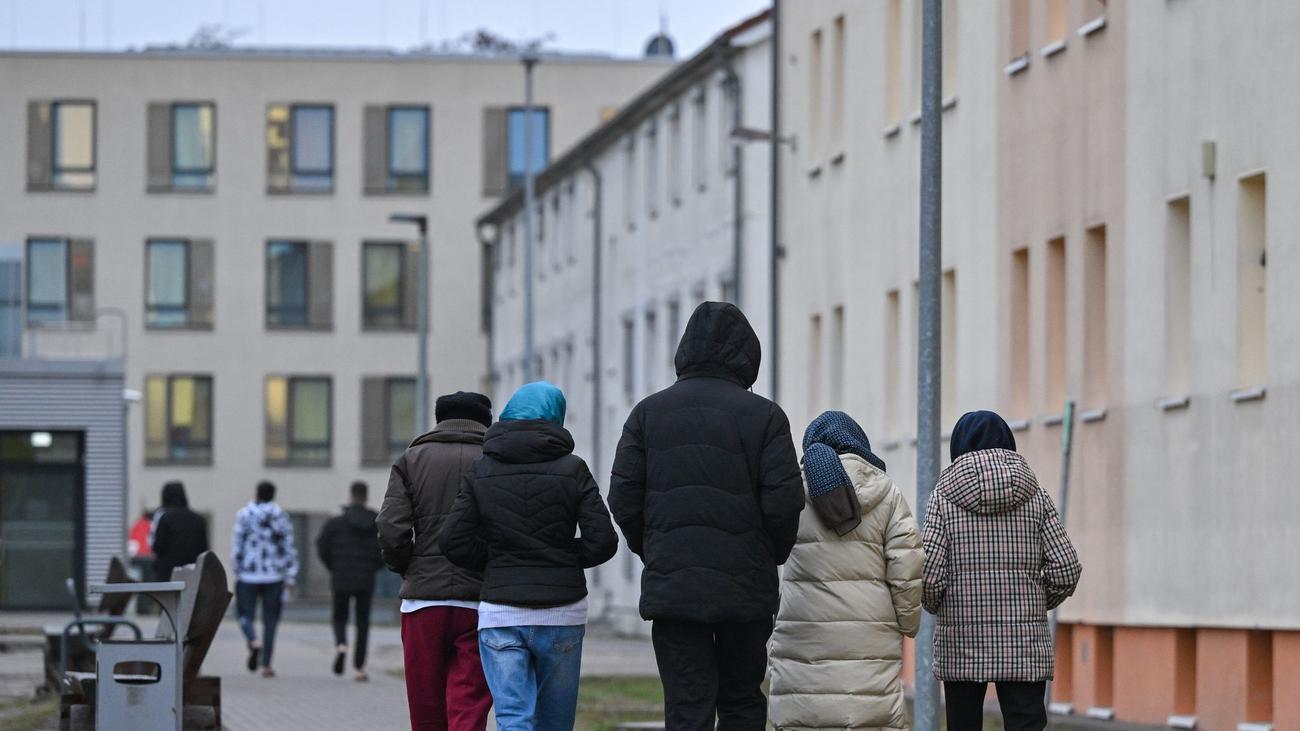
[52,102,96,190]
[363,241,414,330]
[265,376,332,466]
[145,374,213,465]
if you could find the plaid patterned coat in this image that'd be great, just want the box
[921,448,1081,681]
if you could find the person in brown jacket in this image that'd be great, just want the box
[377,392,494,731]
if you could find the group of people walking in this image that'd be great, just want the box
[378,301,1083,731]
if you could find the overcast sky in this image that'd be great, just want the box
[5,0,769,58]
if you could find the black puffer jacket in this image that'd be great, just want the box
[439,419,618,607]
[316,505,383,594]
[609,302,804,623]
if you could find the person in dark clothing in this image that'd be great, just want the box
[377,391,494,731]
[316,481,383,681]
[441,381,618,731]
[609,301,804,731]
[151,481,209,581]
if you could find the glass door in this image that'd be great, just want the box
[0,431,83,609]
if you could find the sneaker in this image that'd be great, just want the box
[246,642,260,673]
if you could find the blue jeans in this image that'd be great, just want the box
[235,581,283,667]
[478,625,585,731]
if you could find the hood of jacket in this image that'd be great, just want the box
[244,500,285,523]
[409,418,487,448]
[841,453,894,515]
[482,419,575,464]
[936,448,1038,515]
[674,302,761,388]
[341,504,377,531]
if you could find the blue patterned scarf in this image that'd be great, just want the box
[802,411,887,497]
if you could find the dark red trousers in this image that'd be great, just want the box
[400,606,493,731]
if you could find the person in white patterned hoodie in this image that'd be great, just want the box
[232,480,299,677]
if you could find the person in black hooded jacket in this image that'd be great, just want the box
[441,381,618,731]
[151,481,209,582]
[316,481,383,680]
[609,301,804,731]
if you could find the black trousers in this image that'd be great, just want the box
[331,590,373,670]
[651,618,773,731]
[944,681,1047,731]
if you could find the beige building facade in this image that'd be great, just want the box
[0,48,670,599]
[778,1,1297,729]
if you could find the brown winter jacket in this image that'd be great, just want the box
[377,419,485,601]
[921,448,1081,682]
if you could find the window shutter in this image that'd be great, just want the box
[363,105,388,195]
[188,239,215,327]
[482,107,508,197]
[26,102,52,191]
[360,377,388,466]
[146,103,172,191]
[68,238,95,322]
[307,240,333,329]
[266,104,291,192]
[400,242,419,329]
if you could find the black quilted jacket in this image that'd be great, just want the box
[609,301,805,623]
[439,419,618,607]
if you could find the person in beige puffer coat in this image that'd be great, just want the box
[769,411,924,731]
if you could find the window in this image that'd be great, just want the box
[645,123,659,219]
[623,138,637,231]
[1009,0,1031,61]
[809,28,824,160]
[1237,173,1267,387]
[1083,227,1107,406]
[885,290,901,434]
[265,376,332,466]
[25,238,93,326]
[691,88,708,191]
[145,238,214,329]
[364,105,430,194]
[829,305,845,406]
[26,100,95,191]
[667,105,683,205]
[1045,237,1067,409]
[361,376,416,466]
[0,245,20,358]
[809,313,823,415]
[886,0,902,125]
[362,241,417,330]
[666,299,681,374]
[719,79,737,175]
[1011,248,1031,415]
[622,317,635,402]
[831,16,845,148]
[266,103,334,193]
[644,308,659,392]
[147,102,215,192]
[1165,198,1192,394]
[266,240,332,330]
[145,374,213,465]
[1046,0,1069,45]
[507,107,550,192]
[942,270,957,424]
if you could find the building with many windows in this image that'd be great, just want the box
[0,47,671,599]
[777,2,1298,730]
[477,10,772,633]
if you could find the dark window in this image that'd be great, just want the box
[506,107,549,192]
[290,105,334,191]
[266,241,308,327]
[145,374,213,465]
[388,107,429,191]
[266,376,332,466]
[362,242,410,330]
[171,103,215,189]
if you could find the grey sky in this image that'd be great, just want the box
[6,0,769,58]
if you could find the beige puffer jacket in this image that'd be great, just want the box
[769,454,924,731]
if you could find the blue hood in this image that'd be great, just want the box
[499,381,567,426]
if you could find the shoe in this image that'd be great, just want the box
[332,645,346,676]
[354,670,369,683]
[260,667,276,678]
[246,642,260,673]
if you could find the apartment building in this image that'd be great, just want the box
[778,2,1298,730]
[477,11,772,634]
[0,48,671,603]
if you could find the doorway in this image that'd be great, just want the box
[0,430,84,609]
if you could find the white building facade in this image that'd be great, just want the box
[478,11,772,634]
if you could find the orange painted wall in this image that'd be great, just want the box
[1274,632,1300,731]
[1196,629,1274,731]
[1053,623,1075,704]
[1070,624,1114,709]
[1112,627,1196,724]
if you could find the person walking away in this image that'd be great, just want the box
[441,381,618,731]
[378,391,495,731]
[151,481,209,581]
[232,480,299,678]
[922,411,1082,731]
[609,301,805,731]
[768,411,923,730]
[317,480,384,681]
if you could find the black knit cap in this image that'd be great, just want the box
[435,391,493,427]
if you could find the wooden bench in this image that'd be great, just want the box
[59,551,232,731]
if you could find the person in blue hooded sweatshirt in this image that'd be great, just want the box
[440,381,618,731]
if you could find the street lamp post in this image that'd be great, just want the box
[521,52,539,382]
[389,213,430,432]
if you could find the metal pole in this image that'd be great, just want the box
[768,0,782,401]
[521,54,538,381]
[914,0,943,729]
[416,222,430,432]
[1045,399,1077,707]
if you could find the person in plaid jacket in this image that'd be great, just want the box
[921,410,1081,731]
